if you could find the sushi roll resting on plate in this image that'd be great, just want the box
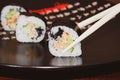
[16,12,46,43]
[48,18,82,57]
[1,5,26,31]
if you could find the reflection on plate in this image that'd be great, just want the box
[16,43,45,66]
[50,57,82,66]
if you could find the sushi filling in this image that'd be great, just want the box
[50,28,74,52]
[23,21,43,39]
[4,8,20,29]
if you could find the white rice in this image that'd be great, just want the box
[48,26,82,57]
[16,15,46,43]
[1,5,26,31]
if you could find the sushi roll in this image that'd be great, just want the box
[16,12,46,43]
[48,18,82,57]
[1,5,26,31]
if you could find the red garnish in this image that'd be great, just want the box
[29,3,69,15]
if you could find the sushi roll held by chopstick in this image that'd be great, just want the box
[48,18,82,57]
[16,12,46,43]
[1,5,26,31]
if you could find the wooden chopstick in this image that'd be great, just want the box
[63,3,120,53]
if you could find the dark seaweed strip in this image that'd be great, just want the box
[36,27,44,38]
[30,28,43,40]
[50,28,64,39]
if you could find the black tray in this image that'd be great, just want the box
[0,0,120,80]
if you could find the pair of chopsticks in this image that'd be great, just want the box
[63,3,120,53]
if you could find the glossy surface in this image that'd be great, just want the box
[0,0,120,79]
[0,14,120,67]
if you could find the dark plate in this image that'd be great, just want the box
[0,0,120,80]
